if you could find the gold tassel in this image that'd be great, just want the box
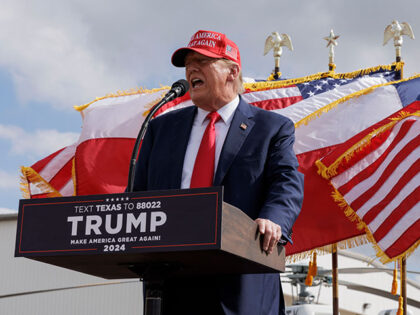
[305,259,313,286]
[305,274,313,286]
[311,252,318,276]
[391,261,398,295]
[396,296,404,315]
[305,252,317,286]
[396,258,404,315]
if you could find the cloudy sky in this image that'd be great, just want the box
[0,1,419,277]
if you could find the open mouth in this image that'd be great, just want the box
[191,78,204,89]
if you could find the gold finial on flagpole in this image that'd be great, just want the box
[264,32,293,80]
[324,29,339,72]
[383,20,415,63]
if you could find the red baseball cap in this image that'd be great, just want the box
[171,30,241,68]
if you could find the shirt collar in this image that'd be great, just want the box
[196,95,240,125]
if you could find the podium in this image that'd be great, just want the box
[15,187,285,314]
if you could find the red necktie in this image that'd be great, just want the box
[190,111,221,188]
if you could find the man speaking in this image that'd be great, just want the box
[133,30,304,315]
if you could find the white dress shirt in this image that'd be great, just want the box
[181,96,240,189]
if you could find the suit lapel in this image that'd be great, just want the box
[214,99,255,185]
[166,106,196,188]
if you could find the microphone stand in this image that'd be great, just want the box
[125,80,188,315]
[126,99,166,193]
[126,100,170,315]
[126,82,188,193]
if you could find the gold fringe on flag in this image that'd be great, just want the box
[73,62,405,115]
[294,73,420,129]
[141,90,170,117]
[20,166,62,198]
[316,110,420,180]
[73,86,171,112]
[244,62,404,92]
[314,113,420,264]
[286,234,368,263]
[72,158,77,196]
[19,168,30,199]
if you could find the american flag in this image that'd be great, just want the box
[22,65,408,257]
[24,68,397,198]
[21,144,76,198]
[317,109,420,262]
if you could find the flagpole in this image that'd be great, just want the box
[324,29,339,74]
[399,57,407,315]
[325,29,340,315]
[332,243,339,315]
[263,32,293,80]
[397,35,406,315]
[402,257,407,315]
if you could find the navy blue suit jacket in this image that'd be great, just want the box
[133,97,304,314]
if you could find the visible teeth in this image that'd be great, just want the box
[191,78,203,88]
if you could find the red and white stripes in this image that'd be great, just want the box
[329,115,420,260]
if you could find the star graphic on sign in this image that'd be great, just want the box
[324,29,340,47]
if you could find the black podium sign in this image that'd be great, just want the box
[16,187,222,257]
[15,187,285,279]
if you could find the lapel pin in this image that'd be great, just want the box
[240,123,247,130]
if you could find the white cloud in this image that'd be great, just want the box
[0,124,79,157]
[0,1,138,108]
[0,207,17,214]
[0,0,419,109]
[0,169,19,189]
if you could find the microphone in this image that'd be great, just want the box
[161,79,190,103]
[126,79,189,192]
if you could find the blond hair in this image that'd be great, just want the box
[222,59,245,94]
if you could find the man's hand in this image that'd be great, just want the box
[255,218,282,255]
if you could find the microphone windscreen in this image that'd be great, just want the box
[171,79,189,97]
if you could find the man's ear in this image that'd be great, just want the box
[227,64,240,82]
